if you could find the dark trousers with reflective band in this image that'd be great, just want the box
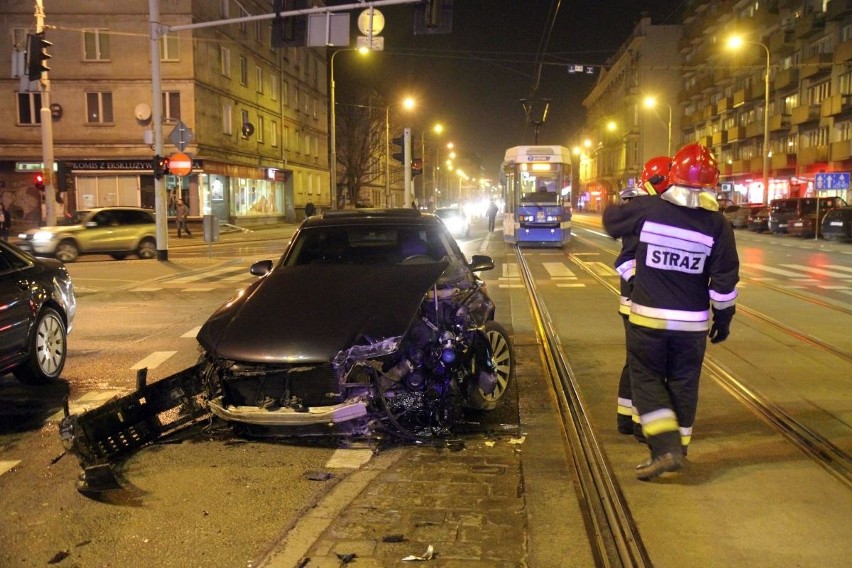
[626,323,706,458]
[617,315,634,433]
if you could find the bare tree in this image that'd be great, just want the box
[335,90,385,207]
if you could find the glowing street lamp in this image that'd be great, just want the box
[643,95,673,157]
[728,35,771,205]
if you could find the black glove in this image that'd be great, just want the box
[709,306,735,344]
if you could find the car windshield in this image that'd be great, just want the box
[284,224,471,284]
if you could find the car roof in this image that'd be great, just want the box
[302,208,443,229]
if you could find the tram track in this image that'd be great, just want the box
[558,244,852,490]
[515,247,651,568]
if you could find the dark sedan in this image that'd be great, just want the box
[821,207,852,242]
[0,240,75,383]
[747,206,769,232]
[723,203,764,229]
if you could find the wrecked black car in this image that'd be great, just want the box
[60,209,514,490]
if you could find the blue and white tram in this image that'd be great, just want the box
[502,145,572,247]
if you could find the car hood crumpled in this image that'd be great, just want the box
[197,261,449,363]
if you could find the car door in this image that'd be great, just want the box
[0,245,36,368]
[82,210,121,253]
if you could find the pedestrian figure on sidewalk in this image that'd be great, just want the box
[304,201,316,218]
[0,204,10,241]
[486,200,499,232]
[176,199,192,238]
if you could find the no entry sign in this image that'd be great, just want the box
[169,152,192,176]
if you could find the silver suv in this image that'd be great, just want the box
[16,207,157,262]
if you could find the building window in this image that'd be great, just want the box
[162,91,181,121]
[239,7,249,33]
[86,92,114,123]
[222,102,233,134]
[270,74,279,101]
[220,46,231,77]
[241,109,250,135]
[160,32,179,61]
[282,81,289,106]
[83,29,110,61]
[17,92,41,124]
[256,65,263,93]
[240,56,248,86]
[283,125,289,150]
[257,115,265,143]
[271,120,279,147]
[12,27,27,49]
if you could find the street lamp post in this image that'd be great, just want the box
[385,97,415,206]
[643,96,673,157]
[728,36,771,205]
[329,47,366,210]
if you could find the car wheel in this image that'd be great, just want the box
[55,240,79,262]
[13,307,67,384]
[465,321,514,410]
[137,238,156,259]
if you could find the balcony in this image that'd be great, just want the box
[702,106,714,121]
[794,11,826,39]
[829,139,851,162]
[769,114,791,132]
[768,30,795,56]
[771,153,797,170]
[827,0,852,21]
[726,125,746,141]
[731,158,752,174]
[733,87,755,107]
[745,121,764,139]
[798,144,829,166]
[821,94,850,118]
[716,96,733,114]
[834,38,852,64]
[800,53,833,80]
[698,135,714,147]
[773,68,798,90]
[791,104,820,125]
[713,130,729,145]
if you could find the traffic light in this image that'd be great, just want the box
[411,157,423,177]
[391,136,404,163]
[272,0,308,48]
[414,0,453,35]
[152,155,170,179]
[34,173,45,191]
[25,32,52,80]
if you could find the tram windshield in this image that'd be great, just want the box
[519,170,560,203]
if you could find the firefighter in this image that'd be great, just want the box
[615,156,671,441]
[603,143,739,480]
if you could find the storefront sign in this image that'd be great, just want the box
[66,159,203,171]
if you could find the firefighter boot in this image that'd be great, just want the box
[635,452,684,481]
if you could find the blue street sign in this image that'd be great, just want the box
[815,172,850,191]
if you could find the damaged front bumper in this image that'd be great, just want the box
[208,396,368,426]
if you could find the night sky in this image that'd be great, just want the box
[331,0,685,178]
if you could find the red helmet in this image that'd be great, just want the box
[640,156,672,194]
[669,143,719,189]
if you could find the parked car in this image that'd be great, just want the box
[16,207,157,262]
[0,239,75,383]
[747,206,769,232]
[723,203,764,229]
[768,197,846,234]
[821,206,852,242]
[433,207,471,238]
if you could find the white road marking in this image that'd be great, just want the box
[499,284,526,288]
[181,287,216,292]
[0,460,21,477]
[556,283,587,288]
[182,326,202,338]
[48,390,127,422]
[780,264,852,279]
[131,287,164,292]
[324,449,374,469]
[169,266,246,283]
[543,262,576,278]
[130,351,177,370]
[742,263,806,277]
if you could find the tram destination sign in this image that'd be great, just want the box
[815,172,850,191]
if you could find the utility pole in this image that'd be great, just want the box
[34,0,55,226]
[149,0,169,260]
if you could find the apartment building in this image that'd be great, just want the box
[0,0,329,227]
[579,0,852,207]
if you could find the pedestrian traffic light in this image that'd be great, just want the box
[411,157,423,176]
[34,173,45,191]
[152,155,170,179]
[391,136,404,163]
[272,0,308,48]
[25,32,52,80]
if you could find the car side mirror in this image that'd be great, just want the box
[468,254,494,272]
[249,259,273,277]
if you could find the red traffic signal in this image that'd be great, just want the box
[34,173,45,191]
[411,157,423,176]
